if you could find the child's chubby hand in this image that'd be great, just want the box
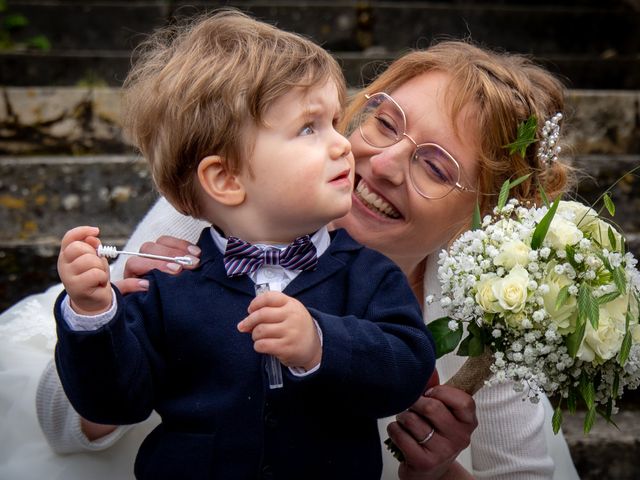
[58,226,113,316]
[238,291,321,371]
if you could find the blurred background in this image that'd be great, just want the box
[1,1,639,477]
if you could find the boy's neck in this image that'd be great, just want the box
[214,224,323,245]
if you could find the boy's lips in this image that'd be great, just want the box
[329,168,352,186]
[353,177,401,219]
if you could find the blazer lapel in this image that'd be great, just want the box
[284,229,363,297]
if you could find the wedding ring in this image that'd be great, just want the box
[417,427,435,445]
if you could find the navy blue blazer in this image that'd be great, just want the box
[55,228,435,480]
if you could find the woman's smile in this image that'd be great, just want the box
[353,177,402,219]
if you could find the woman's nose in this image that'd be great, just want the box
[369,140,411,185]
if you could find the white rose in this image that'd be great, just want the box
[494,240,530,269]
[546,216,583,250]
[475,275,502,313]
[541,261,577,333]
[576,308,625,363]
[557,201,598,229]
[491,265,529,314]
[583,219,623,252]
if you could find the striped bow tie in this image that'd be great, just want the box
[223,235,318,277]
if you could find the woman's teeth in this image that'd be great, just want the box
[355,179,401,219]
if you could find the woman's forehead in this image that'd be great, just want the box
[390,72,480,176]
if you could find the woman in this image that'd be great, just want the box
[3,41,579,479]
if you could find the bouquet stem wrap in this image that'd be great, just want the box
[444,347,494,395]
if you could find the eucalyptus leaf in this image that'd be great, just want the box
[603,193,615,217]
[531,196,560,249]
[427,317,463,359]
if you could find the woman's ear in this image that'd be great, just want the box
[197,155,246,206]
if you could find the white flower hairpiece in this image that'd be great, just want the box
[537,112,563,167]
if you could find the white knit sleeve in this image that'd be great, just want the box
[36,360,132,454]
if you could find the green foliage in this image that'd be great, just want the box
[457,321,486,357]
[503,115,538,158]
[578,283,599,330]
[603,193,615,217]
[552,403,563,434]
[427,317,463,359]
[0,3,51,52]
[471,201,482,231]
[530,195,560,249]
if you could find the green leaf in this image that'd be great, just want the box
[538,183,550,207]
[508,173,532,190]
[596,291,621,305]
[584,407,596,434]
[466,321,487,357]
[618,331,632,365]
[457,334,472,357]
[503,115,538,158]
[603,193,616,217]
[427,317,463,359]
[607,226,617,251]
[530,196,560,249]
[3,13,28,29]
[578,283,599,330]
[566,321,586,358]
[555,285,571,310]
[497,179,511,211]
[26,34,50,52]
[567,388,577,414]
[565,244,579,270]
[579,375,595,410]
[471,201,482,231]
[384,437,404,462]
[612,266,627,295]
[612,371,620,399]
[552,404,563,434]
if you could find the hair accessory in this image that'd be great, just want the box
[96,244,194,266]
[537,112,563,167]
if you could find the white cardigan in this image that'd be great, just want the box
[0,197,579,479]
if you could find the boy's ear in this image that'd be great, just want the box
[197,155,246,206]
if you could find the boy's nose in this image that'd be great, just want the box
[330,131,352,160]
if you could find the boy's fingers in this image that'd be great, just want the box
[247,291,288,313]
[238,306,284,333]
[60,226,100,250]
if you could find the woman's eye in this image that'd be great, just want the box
[375,115,397,137]
[299,124,315,136]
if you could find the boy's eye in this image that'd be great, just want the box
[299,124,315,136]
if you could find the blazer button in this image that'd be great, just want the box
[264,410,278,428]
[261,465,273,480]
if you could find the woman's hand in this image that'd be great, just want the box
[114,236,201,294]
[387,384,477,480]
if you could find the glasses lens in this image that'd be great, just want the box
[358,94,404,148]
[410,144,461,199]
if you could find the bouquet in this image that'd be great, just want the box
[431,180,640,434]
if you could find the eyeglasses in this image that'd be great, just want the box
[355,92,474,200]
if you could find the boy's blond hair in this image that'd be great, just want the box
[122,9,346,218]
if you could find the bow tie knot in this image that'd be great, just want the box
[223,235,318,277]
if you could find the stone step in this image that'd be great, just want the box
[3,49,639,90]
[1,153,639,312]
[562,410,640,480]
[2,1,639,89]
[2,87,639,156]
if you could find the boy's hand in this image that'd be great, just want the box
[238,291,321,371]
[58,226,113,315]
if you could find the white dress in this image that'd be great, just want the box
[0,197,580,479]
